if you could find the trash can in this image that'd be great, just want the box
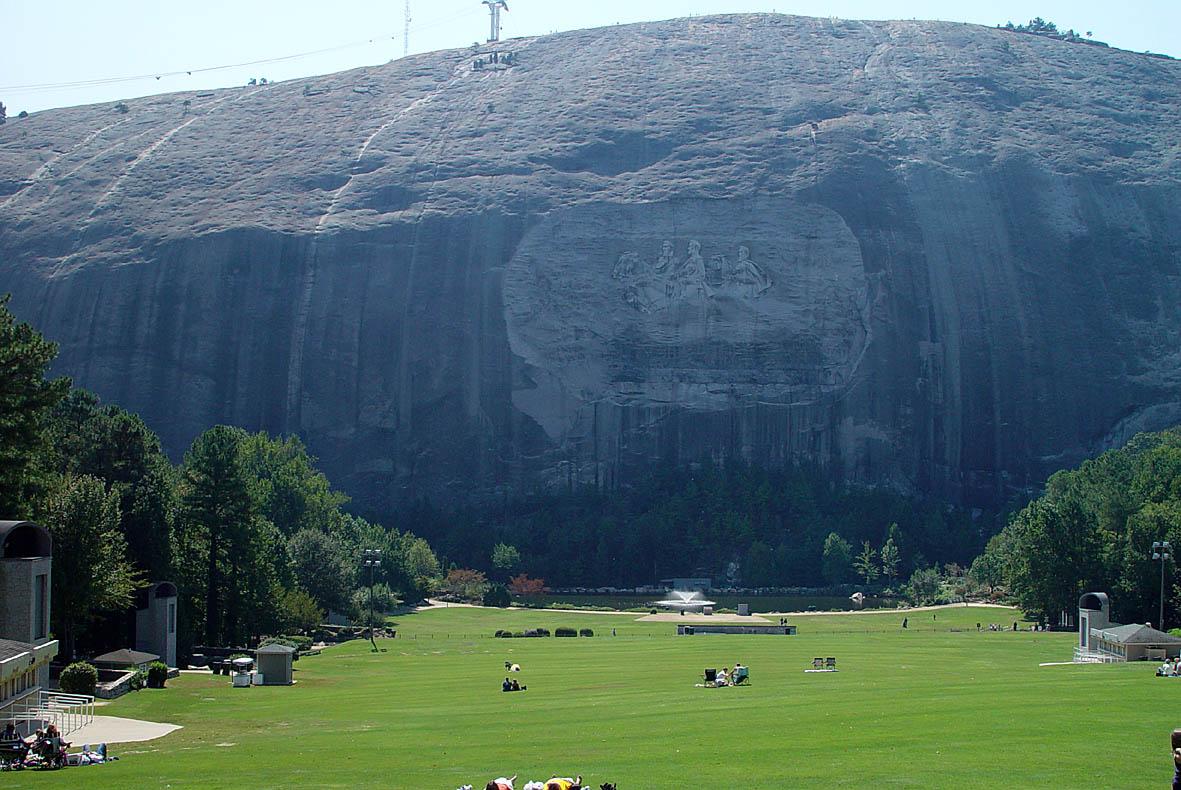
[251,672,264,686]
[232,673,251,688]
[737,603,750,616]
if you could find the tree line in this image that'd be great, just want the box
[970,427,1181,626]
[384,461,996,593]
[0,296,442,660]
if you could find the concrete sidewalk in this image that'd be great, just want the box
[68,716,181,745]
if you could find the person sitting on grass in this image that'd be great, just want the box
[544,775,583,790]
[511,679,522,691]
[1,722,19,743]
[717,667,730,686]
[502,677,513,692]
[486,774,517,790]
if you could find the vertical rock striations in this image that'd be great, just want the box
[1,14,1179,511]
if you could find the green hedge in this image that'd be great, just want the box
[147,661,168,689]
[579,628,594,637]
[59,662,98,696]
[555,627,577,637]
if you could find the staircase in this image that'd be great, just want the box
[0,688,95,737]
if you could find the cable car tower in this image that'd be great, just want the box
[483,0,508,43]
[404,0,411,56]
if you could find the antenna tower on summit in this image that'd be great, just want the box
[404,0,411,56]
[483,0,508,43]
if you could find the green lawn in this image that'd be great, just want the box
[10,604,1180,788]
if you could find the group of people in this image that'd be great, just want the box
[1157,658,1181,677]
[0,722,92,770]
[502,660,526,692]
[460,775,603,790]
[701,661,748,688]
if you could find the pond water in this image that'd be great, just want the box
[516,593,898,613]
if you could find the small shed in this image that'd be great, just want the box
[255,643,295,685]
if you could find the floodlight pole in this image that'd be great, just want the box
[1153,541,1172,630]
[363,549,382,650]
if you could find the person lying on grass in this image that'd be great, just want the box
[486,774,516,790]
[545,775,583,790]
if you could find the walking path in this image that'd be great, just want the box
[416,599,1015,619]
[67,716,181,745]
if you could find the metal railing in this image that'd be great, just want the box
[0,689,95,737]
[1073,647,1122,664]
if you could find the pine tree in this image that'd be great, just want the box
[880,535,901,582]
[0,294,71,514]
[854,541,880,586]
[177,426,265,646]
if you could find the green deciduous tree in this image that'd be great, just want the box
[821,532,853,585]
[0,294,71,514]
[239,433,348,537]
[41,475,139,658]
[288,528,355,614]
[906,566,944,606]
[490,542,521,579]
[47,391,176,579]
[744,540,776,587]
[278,588,323,634]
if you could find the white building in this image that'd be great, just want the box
[1076,591,1181,663]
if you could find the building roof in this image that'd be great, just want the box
[0,520,51,559]
[0,639,33,662]
[1094,623,1181,645]
[93,648,160,665]
[256,643,297,655]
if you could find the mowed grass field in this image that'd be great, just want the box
[10,604,1179,788]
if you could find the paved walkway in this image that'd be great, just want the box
[68,716,181,745]
[637,612,771,623]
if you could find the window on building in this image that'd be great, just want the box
[34,574,48,640]
[168,602,176,635]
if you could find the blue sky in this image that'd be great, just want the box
[2,1,1177,113]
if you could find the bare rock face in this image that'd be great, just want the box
[1,14,1179,510]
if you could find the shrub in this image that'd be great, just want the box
[534,627,551,637]
[555,627,577,637]
[483,583,511,608]
[494,629,512,638]
[128,668,147,691]
[261,635,313,652]
[59,662,98,695]
[579,628,594,637]
[147,661,168,689]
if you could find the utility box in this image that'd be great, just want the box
[255,643,296,686]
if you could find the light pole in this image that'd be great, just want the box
[362,549,382,650]
[1153,541,1171,630]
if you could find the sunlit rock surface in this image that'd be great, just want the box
[1,14,1179,509]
